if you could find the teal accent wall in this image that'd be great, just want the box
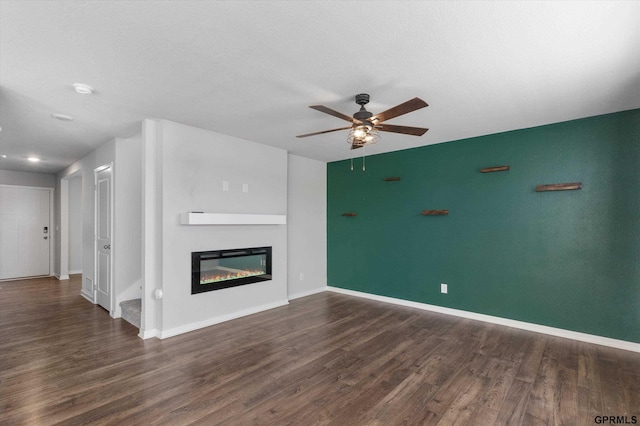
[327,109,640,343]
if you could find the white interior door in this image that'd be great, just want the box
[95,166,112,311]
[0,186,51,280]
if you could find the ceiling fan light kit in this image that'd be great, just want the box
[348,126,379,148]
[297,93,429,170]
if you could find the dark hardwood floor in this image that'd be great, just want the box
[1,276,638,425]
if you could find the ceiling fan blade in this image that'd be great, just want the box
[372,98,428,123]
[296,126,352,138]
[378,124,429,136]
[309,105,355,123]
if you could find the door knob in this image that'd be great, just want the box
[43,236,48,240]
[104,244,110,249]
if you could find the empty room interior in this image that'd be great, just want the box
[0,1,639,424]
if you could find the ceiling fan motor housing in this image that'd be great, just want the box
[355,93,370,106]
[353,93,373,122]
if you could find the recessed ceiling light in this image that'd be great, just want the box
[1,154,7,159]
[51,113,74,121]
[28,156,41,162]
[73,83,94,95]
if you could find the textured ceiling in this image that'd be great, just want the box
[1,1,639,174]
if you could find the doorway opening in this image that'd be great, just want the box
[59,171,83,288]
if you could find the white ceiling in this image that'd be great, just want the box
[1,1,639,174]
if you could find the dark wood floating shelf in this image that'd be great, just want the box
[536,182,582,192]
[421,210,449,216]
[480,165,510,173]
[383,177,401,181]
[342,212,357,217]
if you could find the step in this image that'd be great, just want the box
[120,298,141,329]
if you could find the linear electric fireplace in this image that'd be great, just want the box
[191,246,272,294]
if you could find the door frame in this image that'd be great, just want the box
[94,163,114,316]
[0,184,54,280]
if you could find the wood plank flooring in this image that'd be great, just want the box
[1,275,639,425]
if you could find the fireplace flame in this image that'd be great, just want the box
[200,269,265,285]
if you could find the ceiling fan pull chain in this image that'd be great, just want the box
[362,148,366,171]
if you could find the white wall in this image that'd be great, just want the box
[0,170,56,188]
[57,140,115,302]
[56,134,143,316]
[141,119,289,338]
[141,120,163,336]
[68,177,82,273]
[51,119,328,339]
[287,154,327,299]
[113,134,143,311]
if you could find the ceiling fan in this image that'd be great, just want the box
[296,93,429,150]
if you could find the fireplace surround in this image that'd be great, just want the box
[191,246,272,294]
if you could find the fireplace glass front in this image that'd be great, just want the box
[191,246,272,294]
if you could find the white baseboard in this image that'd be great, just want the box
[139,328,159,339]
[288,286,328,301]
[56,274,70,280]
[0,274,50,282]
[327,286,640,353]
[158,299,290,340]
[68,269,82,275]
[80,290,94,303]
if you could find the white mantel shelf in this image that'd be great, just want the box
[181,212,286,225]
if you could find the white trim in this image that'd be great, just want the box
[288,286,328,301]
[59,179,69,281]
[327,287,640,353]
[0,274,48,283]
[139,328,159,339]
[68,269,82,275]
[94,163,111,173]
[180,212,286,225]
[48,188,54,278]
[157,299,289,339]
[94,163,114,312]
[83,277,95,303]
[0,184,53,190]
[57,274,70,280]
[113,304,122,319]
[80,290,94,303]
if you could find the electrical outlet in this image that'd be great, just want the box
[243,183,249,193]
[222,180,229,191]
[441,283,448,294]
[299,272,304,281]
